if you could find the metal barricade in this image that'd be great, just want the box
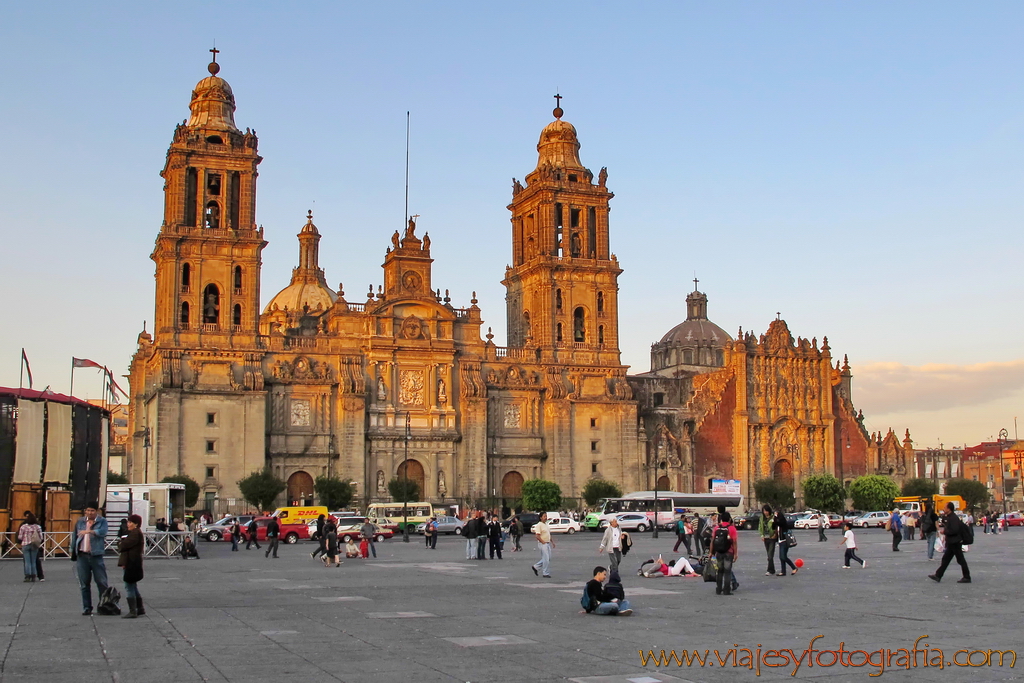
[0,531,195,560]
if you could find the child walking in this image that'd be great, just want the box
[838,522,866,569]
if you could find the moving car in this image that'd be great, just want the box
[198,515,255,541]
[239,516,311,544]
[545,516,581,534]
[736,511,762,530]
[998,512,1024,527]
[599,513,650,532]
[335,521,392,543]
[852,511,890,528]
[414,516,465,535]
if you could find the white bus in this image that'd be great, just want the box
[584,491,744,531]
[365,502,436,531]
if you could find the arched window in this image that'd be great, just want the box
[716,349,724,365]
[555,289,562,310]
[522,311,531,341]
[205,201,220,230]
[573,307,586,342]
[233,265,243,291]
[598,325,605,345]
[233,304,242,327]
[683,349,693,364]
[597,291,604,312]
[179,301,190,328]
[556,322,563,342]
[570,232,582,258]
[181,263,191,291]
[202,284,220,324]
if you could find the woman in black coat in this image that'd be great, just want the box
[118,514,145,618]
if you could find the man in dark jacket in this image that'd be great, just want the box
[245,518,261,550]
[464,511,479,559]
[475,511,488,560]
[487,514,503,559]
[929,503,971,583]
[581,566,632,616]
[265,518,281,558]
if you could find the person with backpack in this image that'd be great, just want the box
[117,514,145,618]
[920,504,939,560]
[598,516,624,575]
[17,512,43,583]
[757,505,777,576]
[774,509,798,576]
[712,511,739,596]
[929,503,972,584]
[245,518,261,550]
[671,515,689,555]
[887,509,903,551]
[74,502,110,616]
[579,566,633,616]
[229,520,241,552]
[424,517,436,549]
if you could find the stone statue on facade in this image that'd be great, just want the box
[376,470,386,495]
[377,375,387,402]
[437,377,447,405]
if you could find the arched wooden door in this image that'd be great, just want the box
[773,459,794,487]
[501,471,524,499]
[396,460,425,500]
[656,475,671,491]
[287,471,314,506]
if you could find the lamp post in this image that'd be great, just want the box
[403,412,411,542]
[653,461,665,539]
[998,428,1009,517]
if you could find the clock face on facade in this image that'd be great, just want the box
[290,399,311,427]
[402,271,422,292]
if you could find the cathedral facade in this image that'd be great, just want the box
[127,57,903,512]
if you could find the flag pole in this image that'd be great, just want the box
[70,359,75,399]
[19,348,24,391]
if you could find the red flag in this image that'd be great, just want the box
[104,367,128,399]
[21,348,33,389]
[73,357,103,369]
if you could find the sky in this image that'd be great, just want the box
[1,2,1021,448]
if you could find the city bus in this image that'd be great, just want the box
[584,491,744,531]
[365,502,436,532]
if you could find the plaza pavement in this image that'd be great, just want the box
[0,525,1019,683]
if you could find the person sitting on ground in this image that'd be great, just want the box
[345,538,360,558]
[580,566,633,616]
[639,554,700,577]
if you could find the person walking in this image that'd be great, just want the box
[921,504,939,560]
[117,514,145,618]
[757,505,777,576]
[229,519,240,552]
[598,516,624,575]
[817,513,828,542]
[681,516,694,555]
[265,518,280,558]
[464,511,479,559]
[360,520,378,559]
[323,526,340,567]
[712,512,738,596]
[17,512,43,583]
[838,522,866,568]
[311,514,327,559]
[487,514,503,559]
[888,509,903,551]
[531,512,555,578]
[245,518,261,550]
[775,509,797,576]
[74,502,109,616]
[475,511,487,560]
[511,515,524,552]
[692,513,704,555]
[929,503,971,584]
[424,517,435,549]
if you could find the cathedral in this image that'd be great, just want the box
[127,56,905,513]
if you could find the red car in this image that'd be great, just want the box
[238,516,311,544]
[999,512,1024,527]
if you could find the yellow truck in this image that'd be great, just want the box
[894,495,967,514]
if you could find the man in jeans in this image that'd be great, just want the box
[888,509,903,551]
[464,510,479,559]
[920,504,939,560]
[581,566,632,616]
[360,520,378,558]
[598,516,623,576]
[713,511,739,596]
[531,512,555,578]
[74,502,109,616]
[757,505,777,575]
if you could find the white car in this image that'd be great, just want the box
[545,516,581,534]
[793,514,823,529]
[600,513,650,532]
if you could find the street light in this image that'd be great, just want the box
[998,428,1009,517]
[402,412,411,542]
[653,461,666,539]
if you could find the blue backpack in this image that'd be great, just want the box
[580,586,594,612]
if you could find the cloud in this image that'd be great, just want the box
[853,360,1024,415]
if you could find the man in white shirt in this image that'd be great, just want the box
[531,513,555,578]
[598,517,623,575]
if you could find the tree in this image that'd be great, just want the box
[847,475,900,512]
[387,477,420,503]
[521,479,562,512]
[314,475,354,510]
[581,479,622,507]
[901,477,939,498]
[753,478,795,512]
[801,473,847,513]
[236,468,286,513]
[107,470,129,485]
[161,474,200,508]
[944,478,991,512]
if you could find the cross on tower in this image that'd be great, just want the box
[776,311,781,320]
[554,93,562,108]
[693,277,699,291]
[209,46,220,63]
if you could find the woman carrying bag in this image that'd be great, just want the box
[117,514,146,618]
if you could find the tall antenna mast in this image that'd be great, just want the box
[404,111,410,229]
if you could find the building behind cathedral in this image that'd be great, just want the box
[127,57,907,513]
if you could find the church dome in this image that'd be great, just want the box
[264,280,337,314]
[187,60,238,132]
[535,108,584,171]
[659,318,731,346]
[650,287,732,372]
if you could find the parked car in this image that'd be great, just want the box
[198,515,254,541]
[509,512,541,533]
[546,516,581,534]
[414,515,465,535]
[239,516,311,544]
[788,512,814,528]
[335,522,392,543]
[736,511,763,530]
[372,517,400,532]
[843,511,864,523]
[600,513,650,532]
[792,514,823,530]
[828,514,844,528]
[853,511,890,528]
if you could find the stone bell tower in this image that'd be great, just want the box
[152,49,266,345]
[502,97,621,365]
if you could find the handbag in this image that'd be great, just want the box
[785,532,797,548]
